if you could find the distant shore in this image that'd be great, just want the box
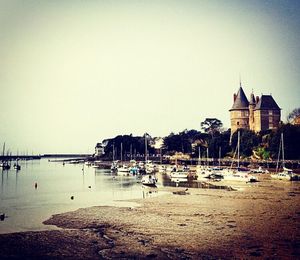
[0,177,299,259]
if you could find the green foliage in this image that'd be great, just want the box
[104,134,155,160]
[163,128,231,159]
[231,129,259,157]
[208,130,231,158]
[287,107,300,123]
[256,147,270,160]
[200,118,223,136]
[163,129,202,154]
[99,123,300,160]
[267,124,300,160]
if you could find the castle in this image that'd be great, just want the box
[229,85,281,135]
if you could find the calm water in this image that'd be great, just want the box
[0,159,157,234]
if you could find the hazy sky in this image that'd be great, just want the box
[0,0,299,154]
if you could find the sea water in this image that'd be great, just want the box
[0,159,150,234]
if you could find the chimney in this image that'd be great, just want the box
[234,93,237,102]
[256,96,259,104]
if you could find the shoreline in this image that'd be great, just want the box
[0,180,299,259]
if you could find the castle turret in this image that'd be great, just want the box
[229,86,249,135]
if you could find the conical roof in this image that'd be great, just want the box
[230,87,249,111]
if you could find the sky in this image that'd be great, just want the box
[0,0,299,154]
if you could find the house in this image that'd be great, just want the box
[94,141,107,157]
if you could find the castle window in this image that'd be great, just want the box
[237,121,240,126]
[269,110,273,115]
[245,111,249,116]
[269,117,273,123]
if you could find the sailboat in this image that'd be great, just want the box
[142,133,158,182]
[196,147,211,179]
[271,133,298,181]
[110,144,119,172]
[117,143,131,176]
[0,142,10,170]
[222,131,257,182]
[13,159,21,171]
[141,174,158,187]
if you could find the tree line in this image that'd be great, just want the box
[99,117,300,161]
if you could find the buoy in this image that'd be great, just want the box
[88,186,91,188]
[0,213,5,221]
[34,182,38,189]
[71,196,74,200]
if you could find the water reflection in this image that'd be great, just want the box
[0,160,156,234]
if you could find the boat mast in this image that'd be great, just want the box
[2,142,5,161]
[281,133,285,169]
[237,131,240,168]
[160,147,162,165]
[112,144,115,161]
[207,147,209,167]
[120,143,123,162]
[219,147,221,168]
[145,134,148,162]
[198,146,201,166]
[276,134,281,173]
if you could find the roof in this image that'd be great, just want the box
[254,95,280,110]
[230,87,249,111]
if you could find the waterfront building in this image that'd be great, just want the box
[229,85,281,135]
[95,142,106,157]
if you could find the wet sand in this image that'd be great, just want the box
[0,176,299,259]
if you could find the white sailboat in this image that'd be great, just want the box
[271,133,298,181]
[117,164,131,176]
[141,174,157,187]
[117,143,130,176]
[196,147,211,179]
[222,131,257,182]
[170,170,189,179]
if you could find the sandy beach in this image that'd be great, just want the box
[0,176,299,259]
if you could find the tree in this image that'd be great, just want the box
[231,129,259,157]
[287,107,300,123]
[163,129,203,154]
[201,118,223,137]
[207,129,231,159]
[268,124,300,160]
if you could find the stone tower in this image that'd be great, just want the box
[229,86,249,135]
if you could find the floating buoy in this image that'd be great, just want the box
[34,182,38,189]
[71,196,74,200]
[0,213,5,221]
[88,186,91,188]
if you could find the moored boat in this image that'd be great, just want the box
[222,170,257,182]
[170,170,189,179]
[117,165,131,176]
[220,131,257,182]
[141,174,157,187]
[271,167,298,181]
[271,133,299,181]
